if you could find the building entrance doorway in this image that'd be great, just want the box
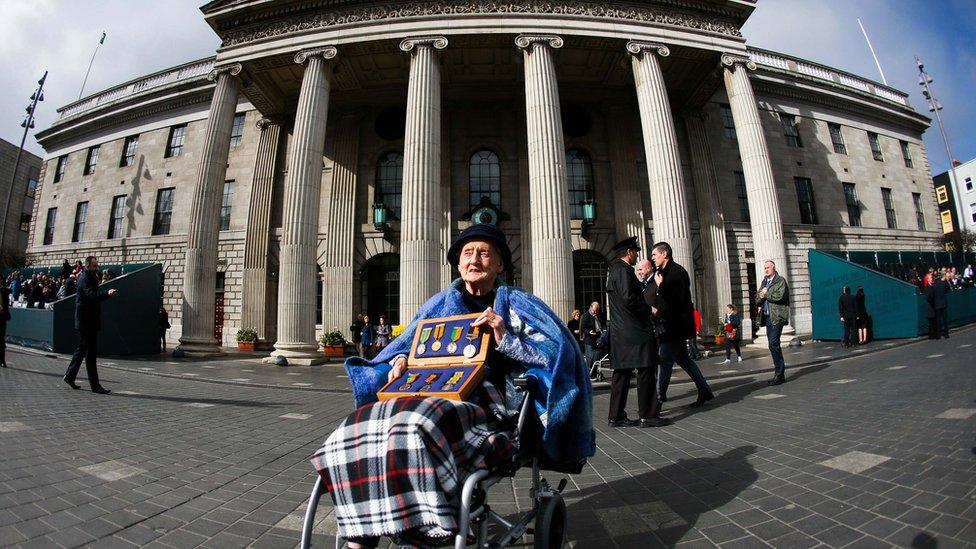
[360,254,400,325]
[572,250,608,312]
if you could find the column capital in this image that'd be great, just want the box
[720,53,757,71]
[399,36,448,52]
[294,46,337,65]
[515,34,564,51]
[626,41,670,58]
[255,116,285,130]
[207,63,242,82]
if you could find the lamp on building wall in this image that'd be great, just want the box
[372,202,390,239]
[581,198,596,237]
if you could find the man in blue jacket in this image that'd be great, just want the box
[63,256,118,394]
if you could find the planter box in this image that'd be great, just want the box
[322,345,344,358]
[714,335,726,346]
[238,341,256,352]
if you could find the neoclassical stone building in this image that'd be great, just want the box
[31,0,939,362]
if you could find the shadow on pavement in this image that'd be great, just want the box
[113,393,290,408]
[564,445,759,546]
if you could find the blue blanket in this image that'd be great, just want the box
[345,278,595,462]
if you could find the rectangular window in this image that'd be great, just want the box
[83,145,100,176]
[966,177,973,192]
[72,201,89,242]
[720,104,736,139]
[843,183,861,227]
[970,203,976,224]
[940,210,954,234]
[152,188,175,235]
[936,185,949,204]
[54,155,67,183]
[220,180,234,231]
[120,135,139,167]
[165,124,187,158]
[881,187,897,229]
[913,193,926,230]
[734,171,750,222]
[20,177,37,232]
[828,123,846,155]
[780,114,802,148]
[794,177,818,224]
[108,195,126,239]
[229,113,245,148]
[43,207,57,245]
[868,132,884,161]
[900,141,913,168]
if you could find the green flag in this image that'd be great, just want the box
[99,31,106,45]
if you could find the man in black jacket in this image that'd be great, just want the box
[605,236,661,427]
[838,286,857,348]
[63,256,118,394]
[579,301,603,376]
[650,242,714,407]
[926,273,950,339]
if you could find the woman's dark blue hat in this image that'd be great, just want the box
[447,224,512,270]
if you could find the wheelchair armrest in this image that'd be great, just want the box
[513,375,537,393]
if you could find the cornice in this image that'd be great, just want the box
[219,1,742,47]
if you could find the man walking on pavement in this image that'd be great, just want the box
[757,259,790,385]
[63,256,118,394]
[838,286,857,348]
[579,301,604,377]
[650,242,714,407]
[605,237,661,427]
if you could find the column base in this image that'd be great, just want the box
[174,338,224,358]
[750,325,797,347]
[264,342,327,366]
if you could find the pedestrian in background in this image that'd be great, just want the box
[925,272,950,339]
[374,315,391,353]
[757,259,790,385]
[0,280,9,367]
[63,255,118,394]
[838,286,857,348]
[688,304,702,360]
[349,313,365,353]
[159,306,171,352]
[359,315,375,358]
[855,286,868,344]
[580,301,604,377]
[567,309,582,350]
[722,304,742,364]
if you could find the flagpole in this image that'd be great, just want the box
[857,18,888,86]
[78,31,106,100]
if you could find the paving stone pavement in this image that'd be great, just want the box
[0,326,974,548]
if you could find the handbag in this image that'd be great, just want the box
[594,327,610,350]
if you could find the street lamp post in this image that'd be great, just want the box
[1,71,47,262]
[916,57,965,241]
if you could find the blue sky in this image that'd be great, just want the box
[1,0,973,175]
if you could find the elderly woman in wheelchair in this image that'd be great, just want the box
[307,224,595,548]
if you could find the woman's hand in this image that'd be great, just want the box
[472,307,506,344]
[387,355,407,384]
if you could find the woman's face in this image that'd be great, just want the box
[458,239,503,289]
[363,316,370,324]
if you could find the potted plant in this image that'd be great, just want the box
[236,327,258,352]
[320,329,347,358]
[713,322,726,346]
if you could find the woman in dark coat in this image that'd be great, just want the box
[1,282,9,367]
[855,287,868,344]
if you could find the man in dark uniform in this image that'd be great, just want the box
[605,236,663,428]
[838,286,857,348]
[650,242,714,407]
[63,255,118,394]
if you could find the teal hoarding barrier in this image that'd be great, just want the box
[5,264,163,355]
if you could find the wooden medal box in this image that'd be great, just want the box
[377,313,492,402]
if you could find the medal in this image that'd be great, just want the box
[447,326,463,354]
[420,373,440,392]
[399,373,419,391]
[431,323,445,352]
[463,325,480,358]
[442,371,464,390]
[416,327,432,355]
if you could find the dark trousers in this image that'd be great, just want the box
[608,367,658,420]
[0,319,6,365]
[724,336,740,359]
[658,341,712,402]
[841,317,856,346]
[766,320,786,378]
[64,328,101,389]
[935,308,949,338]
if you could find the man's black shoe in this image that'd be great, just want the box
[608,417,639,427]
[63,377,81,390]
[638,417,670,428]
[767,376,785,386]
[688,393,715,408]
[91,387,112,395]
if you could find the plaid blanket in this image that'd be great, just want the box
[310,383,512,540]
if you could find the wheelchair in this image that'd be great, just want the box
[300,376,584,549]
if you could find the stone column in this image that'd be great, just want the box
[270,47,336,365]
[684,113,732,325]
[321,113,360,339]
[241,117,284,346]
[516,34,574,320]
[627,41,694,272]
[722,54,789,286]
[606,105,649,252]
[177,64,241,357]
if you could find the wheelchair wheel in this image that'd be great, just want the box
[533,493,566,549]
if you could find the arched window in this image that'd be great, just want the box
[375,152,404,219]
[573,250,608,312]
[566,148,594,219]
[469,149,501,210]
[360,254,400,325]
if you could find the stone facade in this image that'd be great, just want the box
[29,1,939,350]
[0,138,42,255]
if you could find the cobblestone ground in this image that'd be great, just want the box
[1,327,974,548]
